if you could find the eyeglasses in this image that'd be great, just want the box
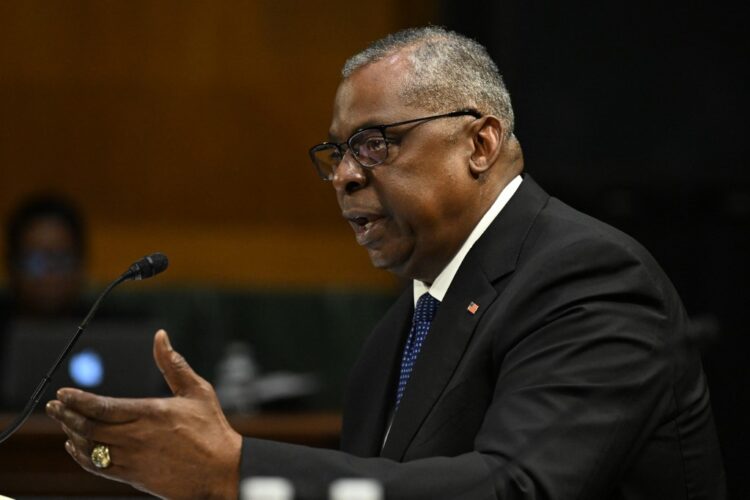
[309,109,482,181]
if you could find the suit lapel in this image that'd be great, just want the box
[340,288,413,456]
[381,266,497,459]
[381,174,550,460]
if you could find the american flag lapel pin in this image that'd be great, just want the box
[467,301,479,314]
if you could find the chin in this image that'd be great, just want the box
[366,241,420,279]
[368,254,394,271]
[368,250,405,276]
[373,258,423,283]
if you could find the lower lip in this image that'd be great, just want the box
[352,218,385,246]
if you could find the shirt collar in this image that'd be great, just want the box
[413,175,523,305]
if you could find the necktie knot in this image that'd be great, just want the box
[413,292,440,327]
[395,293,440,410]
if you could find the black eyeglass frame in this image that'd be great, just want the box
[309,109,482,181]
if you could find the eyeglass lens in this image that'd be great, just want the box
[311,128,388,179]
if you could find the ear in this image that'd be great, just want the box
[469,116,505,176]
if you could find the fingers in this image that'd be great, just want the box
[61,423,95,457]
[46,411,128,478]
[47,401,132,478]
[45,399,128,444]
[153,329,208,398]
[46,400,96,440]
[52,388,140,424]
[64,438,101,473]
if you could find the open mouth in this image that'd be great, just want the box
[351,216,373,231]
[345,213,385,245]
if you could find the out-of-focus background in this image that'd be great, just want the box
[0,0,746,497]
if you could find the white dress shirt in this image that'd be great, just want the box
[383,175,522,446]
[413,174,523,304]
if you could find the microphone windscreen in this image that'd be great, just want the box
[127,252,169,280]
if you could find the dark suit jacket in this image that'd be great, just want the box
[241,176,725,499]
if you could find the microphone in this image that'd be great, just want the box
[125,252,169,281]
[0,253,169,445]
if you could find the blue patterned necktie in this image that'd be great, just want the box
[395,293,440,410]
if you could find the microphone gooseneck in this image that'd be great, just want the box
[0,252,168,445]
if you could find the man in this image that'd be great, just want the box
[46,27,725,499]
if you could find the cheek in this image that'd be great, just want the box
[383,189,434,237]
[377,164,445,221]
[390,182,459,233]
[373,152,471,240]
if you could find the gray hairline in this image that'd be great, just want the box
[341,27,515,139]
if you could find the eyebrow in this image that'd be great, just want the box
[327,117,393,142]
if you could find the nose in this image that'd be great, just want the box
[331,152,367,195]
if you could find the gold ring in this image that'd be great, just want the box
[91,444,111,469]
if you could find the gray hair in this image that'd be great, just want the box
[342,26,514,138]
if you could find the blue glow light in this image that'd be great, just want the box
[68,349,104,387]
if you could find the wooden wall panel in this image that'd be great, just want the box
[0,0,438,288]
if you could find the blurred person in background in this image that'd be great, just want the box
[0,195,88,410]
[1,195,171,411]
[1,194,87,325]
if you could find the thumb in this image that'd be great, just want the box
[153,329,206,398]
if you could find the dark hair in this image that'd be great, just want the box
[5,194,86,268]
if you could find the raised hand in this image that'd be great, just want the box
[46,329,242,499]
